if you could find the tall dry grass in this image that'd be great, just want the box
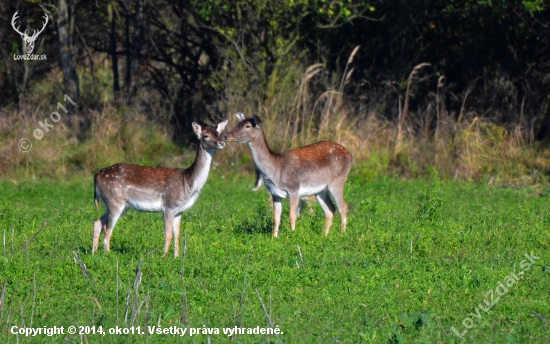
[1,52,550,187]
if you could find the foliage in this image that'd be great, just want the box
[2,0,550,139]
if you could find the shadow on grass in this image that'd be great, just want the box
[232,197,273,235]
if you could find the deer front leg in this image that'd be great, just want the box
[163,212,175,258]
[272,195,283,238]
[172,215,182,258]
[289,195,300,231]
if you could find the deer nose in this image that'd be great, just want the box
[219,141,225,147]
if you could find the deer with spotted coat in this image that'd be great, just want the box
[92,120,228,257]
[225,113,352,237]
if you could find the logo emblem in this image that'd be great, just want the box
[11,10,49,54]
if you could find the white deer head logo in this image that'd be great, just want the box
[11,11,49,54]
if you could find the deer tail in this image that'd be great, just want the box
[94,174,100,209]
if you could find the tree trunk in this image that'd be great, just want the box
[127,0,143,102]
[57,0,80,111]
[109,2,120,98]
[125,5,130,88]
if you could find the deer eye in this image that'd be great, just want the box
[245,124,251,128]
[203,135,210,140]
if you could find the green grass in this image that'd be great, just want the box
[0,172,549,343]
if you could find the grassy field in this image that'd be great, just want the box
[0,171,549,343]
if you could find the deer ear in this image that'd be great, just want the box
[252,115,262,128]
[192,122,202,138]
[234,113,245,121]
[216,120,228,134]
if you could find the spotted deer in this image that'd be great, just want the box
[92,120,228,257]
[225,113,352,237]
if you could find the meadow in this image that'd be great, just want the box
[0,170,549,343]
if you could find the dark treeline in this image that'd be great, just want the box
[1,0,549,141]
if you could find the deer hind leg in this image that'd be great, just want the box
[163,212,175,258]
[328,182,348,233]
[289,195,300,231]
[92,212,108,254]
[315,191,335,236]
[296,197,306,218]
[272,195,283,238]
[172,215,182,258]
[104,204,125,252]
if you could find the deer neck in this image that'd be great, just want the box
[185,144,214,189]
[248,132,278,178]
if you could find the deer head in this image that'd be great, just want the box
[11,11,49,54]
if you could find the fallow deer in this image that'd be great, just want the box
[225,113,352,237]
[92,120,228,257]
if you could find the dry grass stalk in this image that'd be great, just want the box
[315,90,340,139]
[179,287,189,326]
[298,64,323,145]
[116,259,119,324]
[0,283,6,322]
[179,231,189,281]
[17,220,47,255]
[288,64,323,149]
[458,86,473,123]
[335,46,360,119]
[296,244,305,268]
[124,288,132,324]
[73,251,95,287]
[24,234,27,270]
[255,288,282,344]
[435,75,446,165]
[395,63,431,158]
[130,261,143,325]
[30,272,36,327]
[5,281,20,330]
[436,75,446,131]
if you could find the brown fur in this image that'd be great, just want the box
[92,120,228,257]
[226,114,352,237]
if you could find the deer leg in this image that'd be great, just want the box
[296,197,306,218]
[289,195,300,230]
[104,205,124,252]
[172,214,182,258]
[92,212,108,254]
[252,168,263,191]
[163,212,175,258]
[315,191,335,236]
[328,183,348,233]
[272,195,283,238]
